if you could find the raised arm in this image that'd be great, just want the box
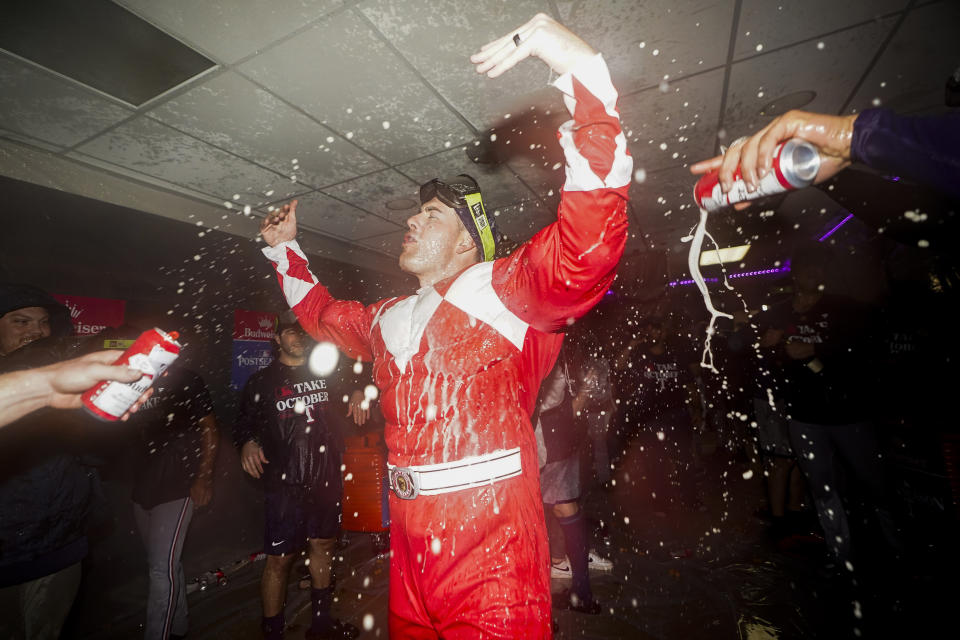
[473,15,631,332]
[259,201,374,360]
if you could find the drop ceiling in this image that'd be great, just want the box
[0,0,955,278]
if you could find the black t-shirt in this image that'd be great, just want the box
[764,295,874,425]
[235,359,355,488]
[131,365,214,509]
[621,340,698,419]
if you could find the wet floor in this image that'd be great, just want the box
[69,434,955,640]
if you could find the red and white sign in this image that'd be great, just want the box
[52,294,126,336]
[233,309,277,342]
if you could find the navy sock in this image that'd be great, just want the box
[261,612,284,640]
[557,511,592,603]
[310,586,334,631]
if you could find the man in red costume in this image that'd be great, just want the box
[259,14,632,639]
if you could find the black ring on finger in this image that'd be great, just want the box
[513,33,521,47]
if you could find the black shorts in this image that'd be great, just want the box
[264,480,342,555]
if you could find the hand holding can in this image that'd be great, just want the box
[81,328,181,421]
[694,138,821,212]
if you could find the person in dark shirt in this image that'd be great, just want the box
[764,254,899,572]
[129,354,218,640]
[614,317,703,512]
[0,283,95,640]
[235,312,359,640]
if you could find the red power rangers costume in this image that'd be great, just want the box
[262,53,631,639]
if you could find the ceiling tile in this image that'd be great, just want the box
[482,110,567,197]
[397,145,535,210]
[563,0,735,95]
[74,116,304,203]
[629,165,703,241]
[0,54,132,148]
[291,189,400,240]
[321,169,418,225]
[735,0,908,59]
[723,18,894,134]
[0,127,66,153]
[358,0,562,129]
[148,71,383,189]
[620,68,725,175]
[845,1,960,115]
[239,9,474,164]
[354,228,406,257]
[116,0,343,64]
[63,149,233,207]
[489,199,556,244]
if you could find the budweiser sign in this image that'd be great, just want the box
[233,309,278,341]
[52,295,126,336]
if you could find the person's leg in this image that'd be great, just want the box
[19,562,82,640]
[789,421,851,564]
[387,497,440,640]
[831,423,902,558]
[261,485,303,639]
[306,537,337,634]
[553,500,595,609]
[261,554,296,638]
[588,413,612,485]
[135,498,194,640]
[304,473,358,640]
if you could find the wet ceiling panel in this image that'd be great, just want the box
[0,0,952,274]
[148,70,385,189]
[116,0,345,65]
[0,55,132,148]
[0,0,216,106]
[238,10,475,165]
[845,1,960,115]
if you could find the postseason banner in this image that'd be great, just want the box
[52,294,126,336]
[231,310,277,392]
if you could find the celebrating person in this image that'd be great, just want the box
[257,13,631,638]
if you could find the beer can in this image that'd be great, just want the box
[82,328,181,421]
[694,138,821,212]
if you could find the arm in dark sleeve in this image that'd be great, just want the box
[233,375,262,449]
[851,108,960,201]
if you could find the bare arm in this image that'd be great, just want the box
[0,351,148,429]
[690,110,857,197]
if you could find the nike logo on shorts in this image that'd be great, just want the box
[271,540,285,547]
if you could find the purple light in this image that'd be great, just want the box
[818,213,854,242]
[669,261,791,287]
[669,277,718,287]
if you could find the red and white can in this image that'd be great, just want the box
[82,328,181,421]
[694,138,821,212]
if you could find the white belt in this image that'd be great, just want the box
[388,448,522,500]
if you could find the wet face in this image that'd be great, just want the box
[275,326,307,359]
[0,306,51,356]
[399,198,474,278]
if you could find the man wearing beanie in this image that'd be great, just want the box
[0,283,97,640]
[235,311,360,640]
[258,14,631,639]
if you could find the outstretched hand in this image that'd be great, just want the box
[471,13,596,78]
[690,110,859,202]
[259,200,299,247]
[46,351,151,419]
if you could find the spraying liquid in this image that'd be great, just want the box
[683,208,733,373]
[687,138,822,371]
